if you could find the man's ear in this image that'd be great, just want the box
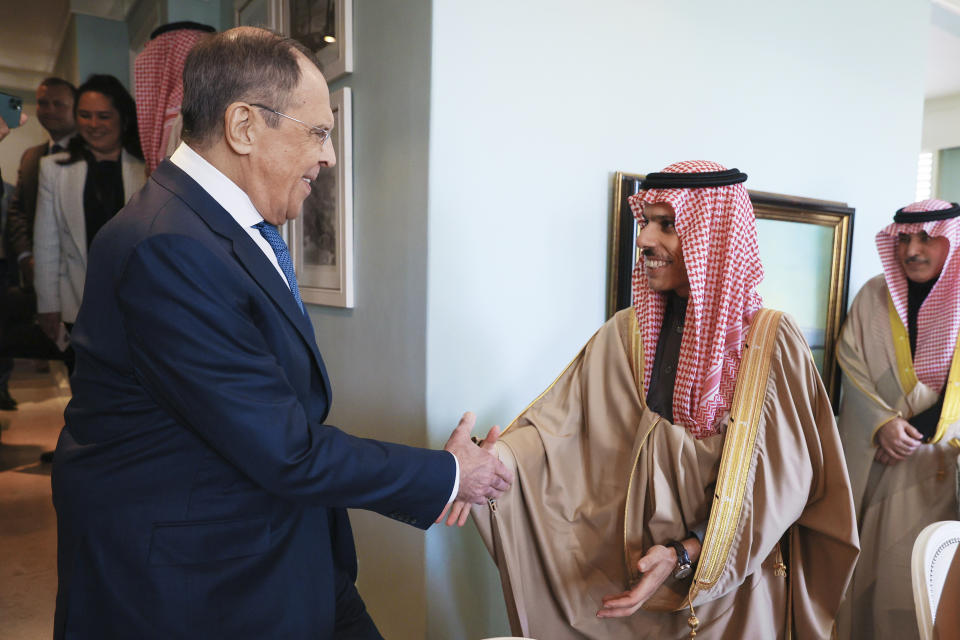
[223,102,256,156]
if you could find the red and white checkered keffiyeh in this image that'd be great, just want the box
[877,199,960,392]
[135,27,209,174]
[627,160,764,438]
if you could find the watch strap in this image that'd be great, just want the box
[668,540,690,568]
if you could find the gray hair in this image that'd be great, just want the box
[181,27,320,148]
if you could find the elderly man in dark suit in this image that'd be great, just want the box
[52,27,512,639]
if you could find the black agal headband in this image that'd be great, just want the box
[893,203,960,223]
[640,168,748,190]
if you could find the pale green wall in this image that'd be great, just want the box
[305,1,433,638]
[425,0,928,637]
[939,147,960,202]
[166,0,228,29]
[924,95,960,198]
[128,0,232,52]
[75,14,129,89]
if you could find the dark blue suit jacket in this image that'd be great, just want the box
[52,160,455,639]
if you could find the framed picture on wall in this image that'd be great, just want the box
[607,171,854,408]
[286,0,353,81]
[288,87,354,307]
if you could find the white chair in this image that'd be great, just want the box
[912,520,960,640]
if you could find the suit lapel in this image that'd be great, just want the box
[150,161,328,381]
[60,159,88,264]
[120,150,146,204]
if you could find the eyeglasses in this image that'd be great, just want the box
[250,103,331,148]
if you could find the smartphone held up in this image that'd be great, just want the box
[0,91,23,129]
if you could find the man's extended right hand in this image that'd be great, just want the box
[875,417,923,465]
[443,411,513,508]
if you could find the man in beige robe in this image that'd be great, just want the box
[838,199,960,640]
[443,160,859,639]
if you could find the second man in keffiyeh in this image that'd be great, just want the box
[837,199,960,640]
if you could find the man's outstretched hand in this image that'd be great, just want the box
[597,545,677,618]
[438,412,512,526]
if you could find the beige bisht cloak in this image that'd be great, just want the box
[837,275,960,640]
[473,307,858,639]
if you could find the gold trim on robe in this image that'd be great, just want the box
[692,308,783,592]
[886,292,960,444]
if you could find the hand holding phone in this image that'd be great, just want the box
[0,91,25,133]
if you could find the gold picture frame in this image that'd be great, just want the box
[607,172,854,407]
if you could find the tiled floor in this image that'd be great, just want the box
[0,361,70,639]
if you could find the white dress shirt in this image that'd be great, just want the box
[51,134,72,153]
[170,142,291,288]
[168,143,460,504]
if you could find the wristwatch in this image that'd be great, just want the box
[667,541,692,579]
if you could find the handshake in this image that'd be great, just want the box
[438,411,513,528]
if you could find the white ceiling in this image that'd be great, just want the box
[0,0,71,96]
[0,0,131,97]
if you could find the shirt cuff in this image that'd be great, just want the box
[689,522,707,544]
[446,451,460,504]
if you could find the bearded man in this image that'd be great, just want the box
[445,160,859,639]
[837,199,960,640]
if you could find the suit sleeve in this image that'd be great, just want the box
[115,233,455,528]
[33,158,61,314]
[5,149,33,259]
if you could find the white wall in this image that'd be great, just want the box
[425,1,928,637]
[305,1,433,637]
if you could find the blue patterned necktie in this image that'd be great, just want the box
[253,221,304,313]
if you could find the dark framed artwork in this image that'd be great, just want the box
[607,172,854,407]
[286,0,353,81]
[288,87,353,307]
